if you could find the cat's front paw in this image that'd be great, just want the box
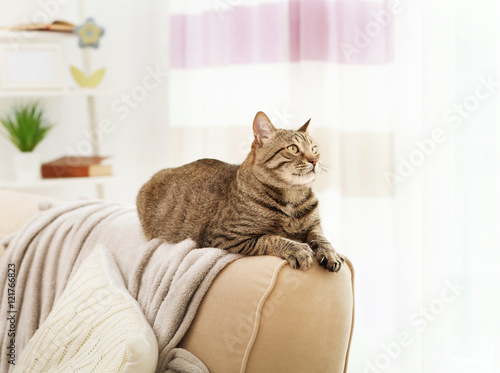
[282,243,314,270]
[315,245,344,272]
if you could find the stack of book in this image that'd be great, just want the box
[4,20,75,33]
[41,156,112,179]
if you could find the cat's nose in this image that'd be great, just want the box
[308,158,318,166]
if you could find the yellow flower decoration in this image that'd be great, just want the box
[74,18,105,48]
[70,66,106,87]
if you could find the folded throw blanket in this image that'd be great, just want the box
[0,200,241,373]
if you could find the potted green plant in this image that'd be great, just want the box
[1,102,53,182]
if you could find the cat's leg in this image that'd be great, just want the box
[227,234,314,270]
[306,227,344,272]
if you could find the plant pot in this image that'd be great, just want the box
[13,152,41,182]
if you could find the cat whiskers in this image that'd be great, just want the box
[315,163,327,176]
[317,162,336,172]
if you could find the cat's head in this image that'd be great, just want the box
[250,111,320,186]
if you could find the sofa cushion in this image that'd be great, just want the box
[0,189,60,260]
[0,189,53,236]
[13,245,158,373]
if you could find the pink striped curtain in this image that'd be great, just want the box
[170,0,393,68]
[166,1,397,369]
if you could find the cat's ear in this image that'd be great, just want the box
[253,111,277,145]
[298,118,311,133]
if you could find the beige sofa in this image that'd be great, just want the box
[0,189,354,372]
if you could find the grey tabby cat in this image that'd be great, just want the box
[137,111,344,272]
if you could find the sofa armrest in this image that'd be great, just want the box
[0,189,61,258]
[180,255,354,373]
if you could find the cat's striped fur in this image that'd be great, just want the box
[137,111,344,271]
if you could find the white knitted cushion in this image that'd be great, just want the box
[14,245,158,373]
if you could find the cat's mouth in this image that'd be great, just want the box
[293,164,316,176]
[290,169,316,184]
[292,170,314,177]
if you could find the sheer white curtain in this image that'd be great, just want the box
[391,0,500,371]
[166,0,500,371]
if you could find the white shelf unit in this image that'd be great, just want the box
[0,29,75,38]
[0,176,115,190]
[0,25,113,198]
[0,88,115,98]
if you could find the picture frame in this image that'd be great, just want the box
[0,43,63,90]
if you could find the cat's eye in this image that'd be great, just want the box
[287,145,299,154]
[312,146,318,154]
